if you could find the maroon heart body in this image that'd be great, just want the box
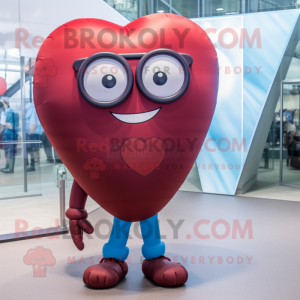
[33,14,218,222]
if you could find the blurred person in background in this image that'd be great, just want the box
[0,101,5,163]
[41,128,62,164]
[25,100,42,172]
[0,97,19,174]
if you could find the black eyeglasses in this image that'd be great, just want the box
[74,49,193,108]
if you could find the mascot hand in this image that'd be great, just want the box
[65,208,94,250]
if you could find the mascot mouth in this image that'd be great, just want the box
[110,107,161,124]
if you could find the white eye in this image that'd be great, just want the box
[83,58,128,103]
[135,50,191,103]
[141,55,185,98]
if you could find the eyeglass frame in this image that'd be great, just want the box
[74,48,193,108]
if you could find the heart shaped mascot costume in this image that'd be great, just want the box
[33,13,218,288]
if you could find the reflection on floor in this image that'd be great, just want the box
[0,149,56,190]
[241,159,300,202]
[0,149,99,235]
[180,164,202,193]
[2,191,300,300]
[180,159,300,202]
[0,181,100,235]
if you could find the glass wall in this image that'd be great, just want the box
[280,80,300,188]
[203,0,241,16]
[0,53,77,238]
[0,49,43,199]
[105,0,139,21]
[104,0,201,19]
[0,54,68,194]
[104,0,300,19]
[245,39,300,196]
[247,0,300,13]
[0,0,105,240]
[158,0,199,18]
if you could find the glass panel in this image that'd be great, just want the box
[247,0,300,13]
[141,0,153,16]
[157,0,171,13]
[102,0,300,20]
[0,21,98,239]
[204,0,241,17]
[172,0,199,18]
[235,18,300,198]
[104,0,138,21]
[281,82,300,187]
[0,47,54,237]
[0,51,42,199]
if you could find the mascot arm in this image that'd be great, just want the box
[65,180,94,250]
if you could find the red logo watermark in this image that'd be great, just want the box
[15,27,262,50]
[15,218,253,241]
[23,246,56,277]
[83,157,106,179]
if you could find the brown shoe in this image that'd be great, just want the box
[142,256,188,287]
[83,257,128,288]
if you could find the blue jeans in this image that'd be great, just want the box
[102,214,165,261]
